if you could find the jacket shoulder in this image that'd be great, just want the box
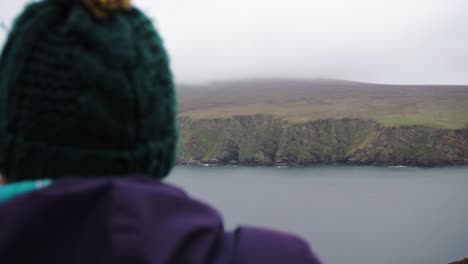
[230,226,321,264]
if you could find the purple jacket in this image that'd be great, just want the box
[0,177,321,264]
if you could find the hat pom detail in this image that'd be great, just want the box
[54,0,132,19]
[82,0,131,18]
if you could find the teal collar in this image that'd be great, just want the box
[0,179,52,203]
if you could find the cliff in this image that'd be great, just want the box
[176,79,468,166]
[451,258,468,264]
[177,115,468,166]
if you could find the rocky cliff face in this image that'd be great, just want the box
[177,115,468,166]
[451,258,468,264]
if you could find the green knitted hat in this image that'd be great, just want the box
[0,0,177,181]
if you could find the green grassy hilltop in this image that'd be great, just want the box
[178,79,468,129]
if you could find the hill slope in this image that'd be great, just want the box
[451,258,468,264]
[178,79,468,129]
[176,79,468,166]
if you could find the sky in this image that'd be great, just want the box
[1,0,468,85]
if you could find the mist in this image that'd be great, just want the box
[1,0,467,85]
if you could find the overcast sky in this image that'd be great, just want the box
[1,0,467,84]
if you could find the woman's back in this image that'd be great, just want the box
[0,177,320,264]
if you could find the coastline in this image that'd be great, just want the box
[176,159,468,168]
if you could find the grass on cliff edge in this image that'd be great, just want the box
[180,101,468,130]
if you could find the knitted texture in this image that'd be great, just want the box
[0,0,177,181]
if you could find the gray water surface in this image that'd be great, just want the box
[167,165,468,264]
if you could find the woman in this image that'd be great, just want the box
[0,0,321,263]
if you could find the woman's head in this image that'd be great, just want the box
[0,0,177,181]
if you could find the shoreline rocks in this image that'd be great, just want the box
[176,159,468,168]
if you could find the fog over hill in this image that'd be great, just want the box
[2,1,468,84]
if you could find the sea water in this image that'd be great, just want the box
[167,165,468,264]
